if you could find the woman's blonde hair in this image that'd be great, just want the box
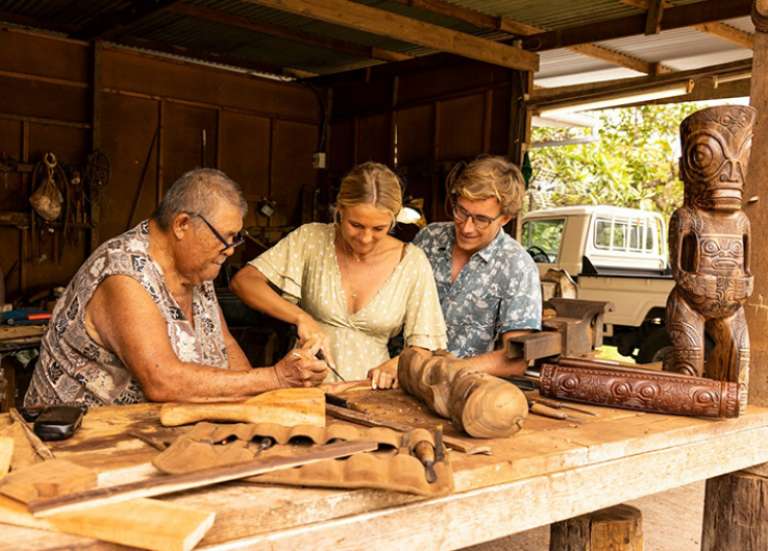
[335,162,403,226]
[446,156,525,216]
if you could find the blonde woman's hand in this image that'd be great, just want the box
[367,357,399,390]
[295,312,336,367]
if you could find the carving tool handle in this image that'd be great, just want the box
[539,362,742,418]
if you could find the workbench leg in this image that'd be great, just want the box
[549,504,642,551]
[701,469,768,551]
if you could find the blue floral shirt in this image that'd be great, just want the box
[413,222,542,357]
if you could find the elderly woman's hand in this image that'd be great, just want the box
[367,357,399,390]
[273,345,328,388]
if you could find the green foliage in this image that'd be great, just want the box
[530,103,707,218]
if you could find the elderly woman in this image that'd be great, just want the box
[231,162,447,383]
[24,169,327,407]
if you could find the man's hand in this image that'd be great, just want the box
[367,357,398,390]
[274,338,329,387]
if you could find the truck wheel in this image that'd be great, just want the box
[636,329,672,364]
[637,328,714,366]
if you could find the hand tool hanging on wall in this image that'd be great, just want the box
[127,128,159,231]
[506,298,742,418]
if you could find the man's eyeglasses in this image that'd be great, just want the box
[452,203,503,231]
[194,213,245,252]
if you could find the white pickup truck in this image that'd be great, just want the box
[520,205,676,363]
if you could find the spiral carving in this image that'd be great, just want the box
[540,363,740,418]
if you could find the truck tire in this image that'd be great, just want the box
[636,328,672,364]
[637,327,714,366]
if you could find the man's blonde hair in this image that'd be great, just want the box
[447,156,525,216]
[336,162,402,225]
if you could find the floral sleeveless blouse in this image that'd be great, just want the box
[24,221,228,407]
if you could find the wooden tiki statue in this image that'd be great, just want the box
[667,105,756,395]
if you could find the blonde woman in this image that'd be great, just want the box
[231,162,447,383]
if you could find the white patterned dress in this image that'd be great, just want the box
[249,223,447,381]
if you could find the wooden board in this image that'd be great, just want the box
[0,495,214,551]
[160,387,326,427]
[0,436,12,477]
[29,440,377,517]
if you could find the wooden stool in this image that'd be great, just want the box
[550,504,643,551]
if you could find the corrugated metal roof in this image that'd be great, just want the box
[0,0,756,85]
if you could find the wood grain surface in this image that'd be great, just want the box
[1,390,768,550]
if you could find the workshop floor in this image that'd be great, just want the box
[465,481,704,550]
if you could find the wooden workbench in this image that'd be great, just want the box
[2,388,768,550]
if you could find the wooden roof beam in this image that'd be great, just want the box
[390,0,670,74]
[114,36,311,78]
[645,0,664,35]
[76,0,183,41]
[521,0,751,51]
[528,58,752,106]
[243,0,539,72]
[622,0,754,48]
[168,4,411,63]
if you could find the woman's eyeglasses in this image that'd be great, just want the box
[451,203,502,231]
[194,213,245,252]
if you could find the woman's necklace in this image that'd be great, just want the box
[337,238,378,301]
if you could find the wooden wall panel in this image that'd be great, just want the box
[219,111,271,206]
[397,63,508,107]
[436,94,485,161]
[0,228,22,297]
[329,119,354,175]
[101,48,320,123]
[0,118,24,210]
[491,86,512,155]
[330,75,394,119]
[99,93,160,240]
[0,76,88,122]
[0,30,88,82]
[28,124,88,165]
[0,29,324,299]
[395,105,433,166]
[162,103,219,195]
[355,113,391,165]
[270,120,318,226]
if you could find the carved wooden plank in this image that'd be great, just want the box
[160,387,326,427]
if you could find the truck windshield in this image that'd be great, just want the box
[521,218,565,263]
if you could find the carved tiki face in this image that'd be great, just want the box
[679,105,756,212]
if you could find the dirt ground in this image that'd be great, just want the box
[465,481,704,551]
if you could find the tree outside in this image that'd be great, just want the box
[528,101,746,219]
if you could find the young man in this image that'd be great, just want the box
[370,156,541,388]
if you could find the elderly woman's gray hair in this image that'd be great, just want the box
[152,169,248,230]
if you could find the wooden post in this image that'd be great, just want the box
[701,2,768,549]
[550,504,643,551]
[89,41,103,253]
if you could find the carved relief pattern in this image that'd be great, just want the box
[667,105,756,402]
[540,364,741,418]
